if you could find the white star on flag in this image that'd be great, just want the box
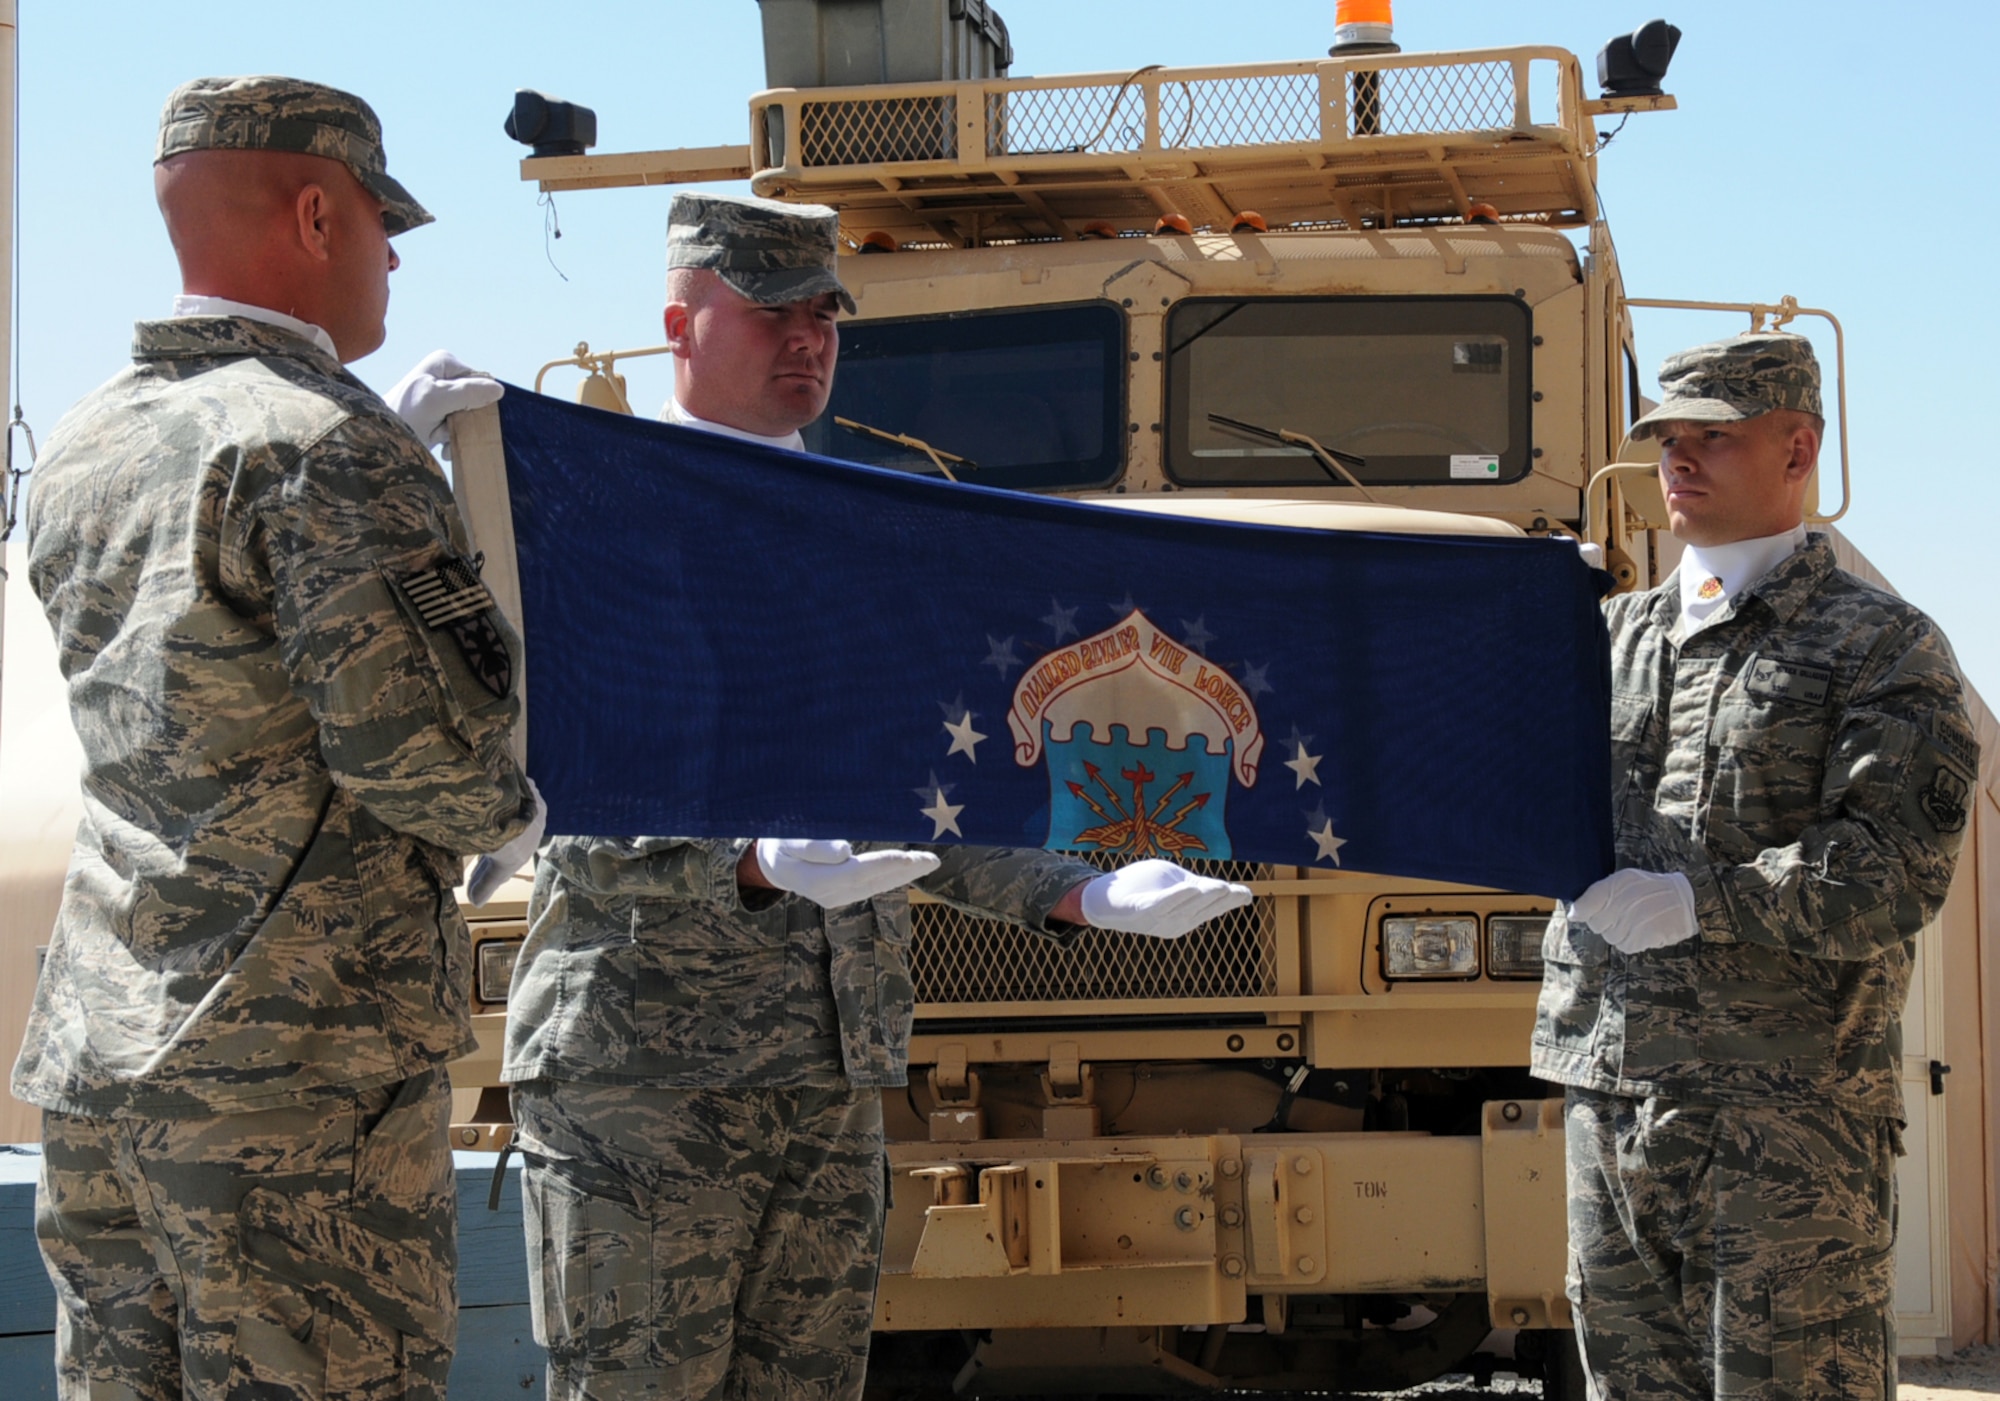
[943,710,987,762]
[1307,818,1347,865]
[982,635,1020,677]
[1240,661,1273,698]
[921,788,965,838]
[1283,739,1323,789]
[1179,615,1217,652]
[1042,598,1080,643]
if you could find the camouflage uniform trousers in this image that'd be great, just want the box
[35,1068,458,1401]
[1564,1087,1898,1401]
[512,1079,883,1401]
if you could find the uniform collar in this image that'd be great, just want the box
[133,313,346,375]
[1740,531,1839,623]
[1652,532,1838,636]
[1677,524,1807,636]
[171,295,339,359]
[660,393,804,452]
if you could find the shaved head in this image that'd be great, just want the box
[666,265,719,314]
[1763,407,1825,443]
[156,148,325,249]
[155,148,399,362]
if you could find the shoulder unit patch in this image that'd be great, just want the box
[1917,766,1970,835]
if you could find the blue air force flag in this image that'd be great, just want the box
[494,389,1614,899]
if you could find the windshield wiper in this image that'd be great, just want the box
[834,416,977,483]
[1206,413,1377,503]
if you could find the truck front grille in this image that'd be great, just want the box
[912,857,1278,1006]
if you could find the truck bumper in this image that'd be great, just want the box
[875,1097,1570,1333]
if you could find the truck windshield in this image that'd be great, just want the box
[803,302,1125,491]
[1164,297,1532,487]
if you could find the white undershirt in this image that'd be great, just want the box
[170,295,339,360]
[1678,523,1809,636]
[660,393,803,452]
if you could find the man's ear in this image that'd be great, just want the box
[663,302,692,358]
[294,183,332,263]
[1784,424,1821,483]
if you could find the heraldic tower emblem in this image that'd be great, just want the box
[1007,610,1264,859]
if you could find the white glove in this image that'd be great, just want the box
[466,779,546,907]
[387,350,505,455]
[1078,859,1254,940]
[1567,867,1697,954]
[755,838,940,909]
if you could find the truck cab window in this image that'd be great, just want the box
[1164,296,1533,487]
[802,301,1126,491]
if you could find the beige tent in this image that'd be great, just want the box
[0,541,79,1141]
[1941,669,1998,1348]
[1827,531,2000,1349]
[2,533,1996,1347]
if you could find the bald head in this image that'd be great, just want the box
[665,265,718,315]
[156,148,399,362]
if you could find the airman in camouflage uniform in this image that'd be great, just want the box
[19,76,535,1400]
[1531,333,1976,1401]
[506,838,1100,1401]
[500,191,1249,1401]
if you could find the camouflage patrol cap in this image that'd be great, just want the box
[1629,331,1822,440]
[156,76,433,235]
[667,191,855,314]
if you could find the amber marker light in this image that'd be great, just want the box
[1153,213,1193,235]
[1330,0,1398,55]
[1230,210,1268,233]
[858,230,898,254]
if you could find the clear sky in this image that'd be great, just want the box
[12,1,1999,696]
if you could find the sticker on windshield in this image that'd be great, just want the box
[1453,341,1505,373]
[1450,455,1501,479]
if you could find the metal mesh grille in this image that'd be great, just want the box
[791,59,1531,167]
[800,95,959,166]
[1162,73,1323,148]
[1348,60,1516,137]
[990,83,1145,156]
[912,856,1277,1005]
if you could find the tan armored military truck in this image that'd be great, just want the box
[3,0,1993,1394]
[422,4,1998,1393]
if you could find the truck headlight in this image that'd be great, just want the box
[1380,916,1478,980]
[1486,915,1550,979]
[475,937,523,1004]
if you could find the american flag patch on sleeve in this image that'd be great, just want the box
[401,556,496,629]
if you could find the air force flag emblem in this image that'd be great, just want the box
[1008,611,1262,858]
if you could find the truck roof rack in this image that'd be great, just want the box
[523,45,1639,248]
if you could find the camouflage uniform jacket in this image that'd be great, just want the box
[503,839,1098,1088]
[16,316,532,1119]
[1532,534,1976,1119]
